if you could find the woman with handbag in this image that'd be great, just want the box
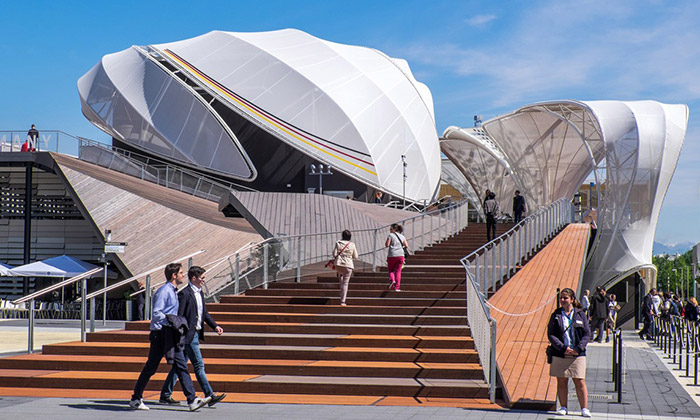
[385,223,408,291]
[548,287,592,417]
[332,230,358,306]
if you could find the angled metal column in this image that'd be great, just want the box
[23,164,33,295]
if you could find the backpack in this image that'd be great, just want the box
[668,300,680,316]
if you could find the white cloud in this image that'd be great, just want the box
[464,14,496,27]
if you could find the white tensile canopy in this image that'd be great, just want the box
[0,262,14,276]
[78,29,442,203]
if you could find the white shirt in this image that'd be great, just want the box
[652,295,661,314]
[190,283,203,331]
[562,309,574,348]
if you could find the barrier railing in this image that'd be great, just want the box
[11,268,104,353]
[0,130,83,156]
[201,199,470,300]
[611,328,623,403]
[76,137,257,202]
[651,314,699,386]
[459,198,574,402]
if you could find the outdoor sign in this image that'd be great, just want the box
[104,242,128,254]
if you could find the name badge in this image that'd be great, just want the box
[575,320,583,325]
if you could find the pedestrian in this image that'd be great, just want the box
[548,288,591,418]
[484,192,499,242]
[385,223,408,291]
[512,190,526,223]
[605,293,620,342]
[639,288,657,340]
[673,294,684,317]
[333,230,358,306]
[589,286,609,342]
[160,266,227,407]
[581,290,590,316]
[374,191,383,204]
[684,297,698,322]
[128,263,210,411]
[27,124,39,151]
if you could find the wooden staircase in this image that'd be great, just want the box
[0,224,507,408]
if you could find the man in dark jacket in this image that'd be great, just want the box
[129,263,210,411]
[160,266,227,407]
[639,288,657,340]
[589,286,609,343]
[512,190,526,223]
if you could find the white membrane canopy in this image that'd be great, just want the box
[78,47,255,179]
[152,29,441,202]
[441,126,518,214]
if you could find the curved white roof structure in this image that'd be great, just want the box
[441,126,519,214]
[443,100,688,289]
[78,29,441,203]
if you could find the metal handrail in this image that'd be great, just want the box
[459,198,574,403]
[12,268,103,305]
[77,137,258,196]
[81,250,205,302]
[10,267,103,354]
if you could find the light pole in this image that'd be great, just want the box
[401,154,407,208]
[308,164,332,195]
[672,268,677,296]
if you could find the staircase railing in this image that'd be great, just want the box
[460,198,574,403]
[201,199,470,301]
[76,137,257,202]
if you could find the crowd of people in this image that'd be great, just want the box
[481,189,527,243]
[639,288,699,340]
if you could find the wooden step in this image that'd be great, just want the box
[41,341,480,363]
[86,330,475,349]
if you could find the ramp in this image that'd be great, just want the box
[52,153,262,277]
[488,223,590,409]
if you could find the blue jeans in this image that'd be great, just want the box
[161,332,213,398]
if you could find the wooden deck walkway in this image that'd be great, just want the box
[488,223,590,409]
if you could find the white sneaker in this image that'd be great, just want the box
[556,406,567,416]
[188,396,211,411]
[581,408,592,417]
[129,399,149,410]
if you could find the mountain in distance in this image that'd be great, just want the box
[653,241,695,256]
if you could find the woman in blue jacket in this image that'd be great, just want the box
[548,287,591,417]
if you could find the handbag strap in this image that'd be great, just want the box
[335,241,351,257]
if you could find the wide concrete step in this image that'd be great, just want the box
[42,341,479,363]
[0,354,484,379]
[86,330,475,349]
[315,276,465,284]
[125,321,471,336]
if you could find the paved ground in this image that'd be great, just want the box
[0,322,697,419]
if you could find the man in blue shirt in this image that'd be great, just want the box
[129,263,210,411]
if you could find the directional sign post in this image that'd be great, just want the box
[102,240,128,325]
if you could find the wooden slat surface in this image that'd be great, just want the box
[51,153,262,276]
[487,223,589,407]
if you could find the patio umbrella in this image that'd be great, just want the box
[9,255,103,278]
[0,262,14,276]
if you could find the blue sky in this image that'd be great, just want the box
[0,0,698,246]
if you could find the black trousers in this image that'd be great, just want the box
[486,216,497,242]
[132,329,196,403]
[592,318,606,341]
[514,210,523,223]
[639,315,652,338]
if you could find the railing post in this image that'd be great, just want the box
[372,229,378,273]
[235,254,240,294]
[296,237,301,282]
[263,243,269,289]
[490,319,497,403]
[165,166,169,188]
[421,214,425,251]
[144,274,152,320]
[28,299,35,354]
[80,277,87,342]
[90,297,96,333]
[188,257,193,269]
[438,210,442,243]
[430,213,434,245]
[506,238,511,279]
[475,255,480,293]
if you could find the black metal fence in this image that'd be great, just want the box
[650,315,700,386]
[611,329,623,402]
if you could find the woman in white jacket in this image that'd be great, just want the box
[333,230,358,306]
